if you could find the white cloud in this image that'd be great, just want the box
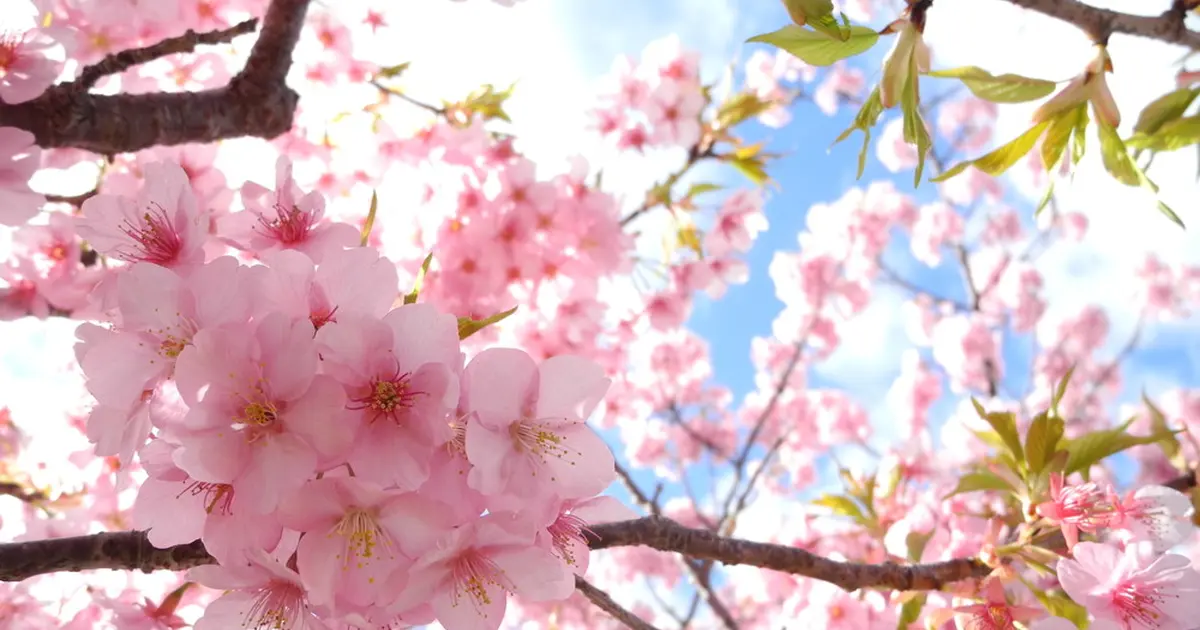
[813,284,910,391]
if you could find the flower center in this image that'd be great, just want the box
[547,512,590,566]
[450,551,510,614]
[348,368,425,424]
[0,32,20,76]
[118,202,183,265]
[332,508,394,569]
[257,203,314,245]
[1111,580,1165,627]
[244,580,306,629]
[238,399,282,444]
[508,419,577,477]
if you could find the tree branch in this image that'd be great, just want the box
[74,19,259,90]
[587,517,990,592]
[0,0,311,154]
[0,532,209,581]
[997,0,1200,48]
[0,517,992,592]
[575,575,662,630]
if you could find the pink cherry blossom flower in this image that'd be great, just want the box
[223,155,358,262]
[251,248,399,330]
[1109,485,1194,553]
[1057,541,1200,630]
[463,348,614,509]
[645,80,704,147]
[172,313,355,513]
[0,23,66,104]
[133,438,283,565]
[0,126,43,226]
[951,578,1044,629]
[189,547,329,630]
[1035,473,1116,550]
[316,305,461,491]
[530,495,637,577]
[391,515,571,630]
[77,160,208,268]
[276,476,456,611]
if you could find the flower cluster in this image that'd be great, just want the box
[72,159,632,630]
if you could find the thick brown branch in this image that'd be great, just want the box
[997,0,1200,48]
[0,532,210,581]
[575,575,662,630]
[588,517,990,592]
[74,19,259,90]
[0,0,311,154]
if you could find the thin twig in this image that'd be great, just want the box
[75,19,259,90]
[576,575,661,630]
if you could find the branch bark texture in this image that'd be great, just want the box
[996,0,1200,48]
[0,0,311,154]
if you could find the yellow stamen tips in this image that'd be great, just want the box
[509,420,578,480]
[331,508,395,569]
[159,336,187,358]
[371,381,404,412]
[243,580,305,630]
[447,420,468,459]
[243,401,278,426]
[450,552,509,615]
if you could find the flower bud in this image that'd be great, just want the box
[880,18,928,109]
[1032,45,1120,128]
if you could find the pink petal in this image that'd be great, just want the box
[464,348,537,428]
[384,303,462,372]
[535,355,609,422]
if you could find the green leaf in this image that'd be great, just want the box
[812,494,869,524]
[403,253,434,305]
[729,156,770,186]
[832,87,885,179]
[905,529,933,562]
[944,471,1016,498]
[1126,115,1200,152]
[457,306,518,340]
[1097,117,1187,229]
[716,92,775,129]
[932,120,1050,182]
[900,57,931,187]
[1097,117,1141,186]
[360,190,378,247]
[676,224,704,257]
[1030,589,1089,628]
[1072,106,1090,165]
[1041,105,1086,172]
[1050,366,1075,418]
[747,25,879,67]
[376,62,411,79]
[464,83,516,122]
[1134,87,1200,136]
[781,0,835,25]
[684,183,723,198]
[1034,181,1056,218]
[1063,426,1176,477]
[895,595,926,630]
[970,429,1008,452]
[1144,391,1183,465]
[926,66,1057,103]
[808,14,851,42]
[971,401,1024,463]
[1025,412,1065,475]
